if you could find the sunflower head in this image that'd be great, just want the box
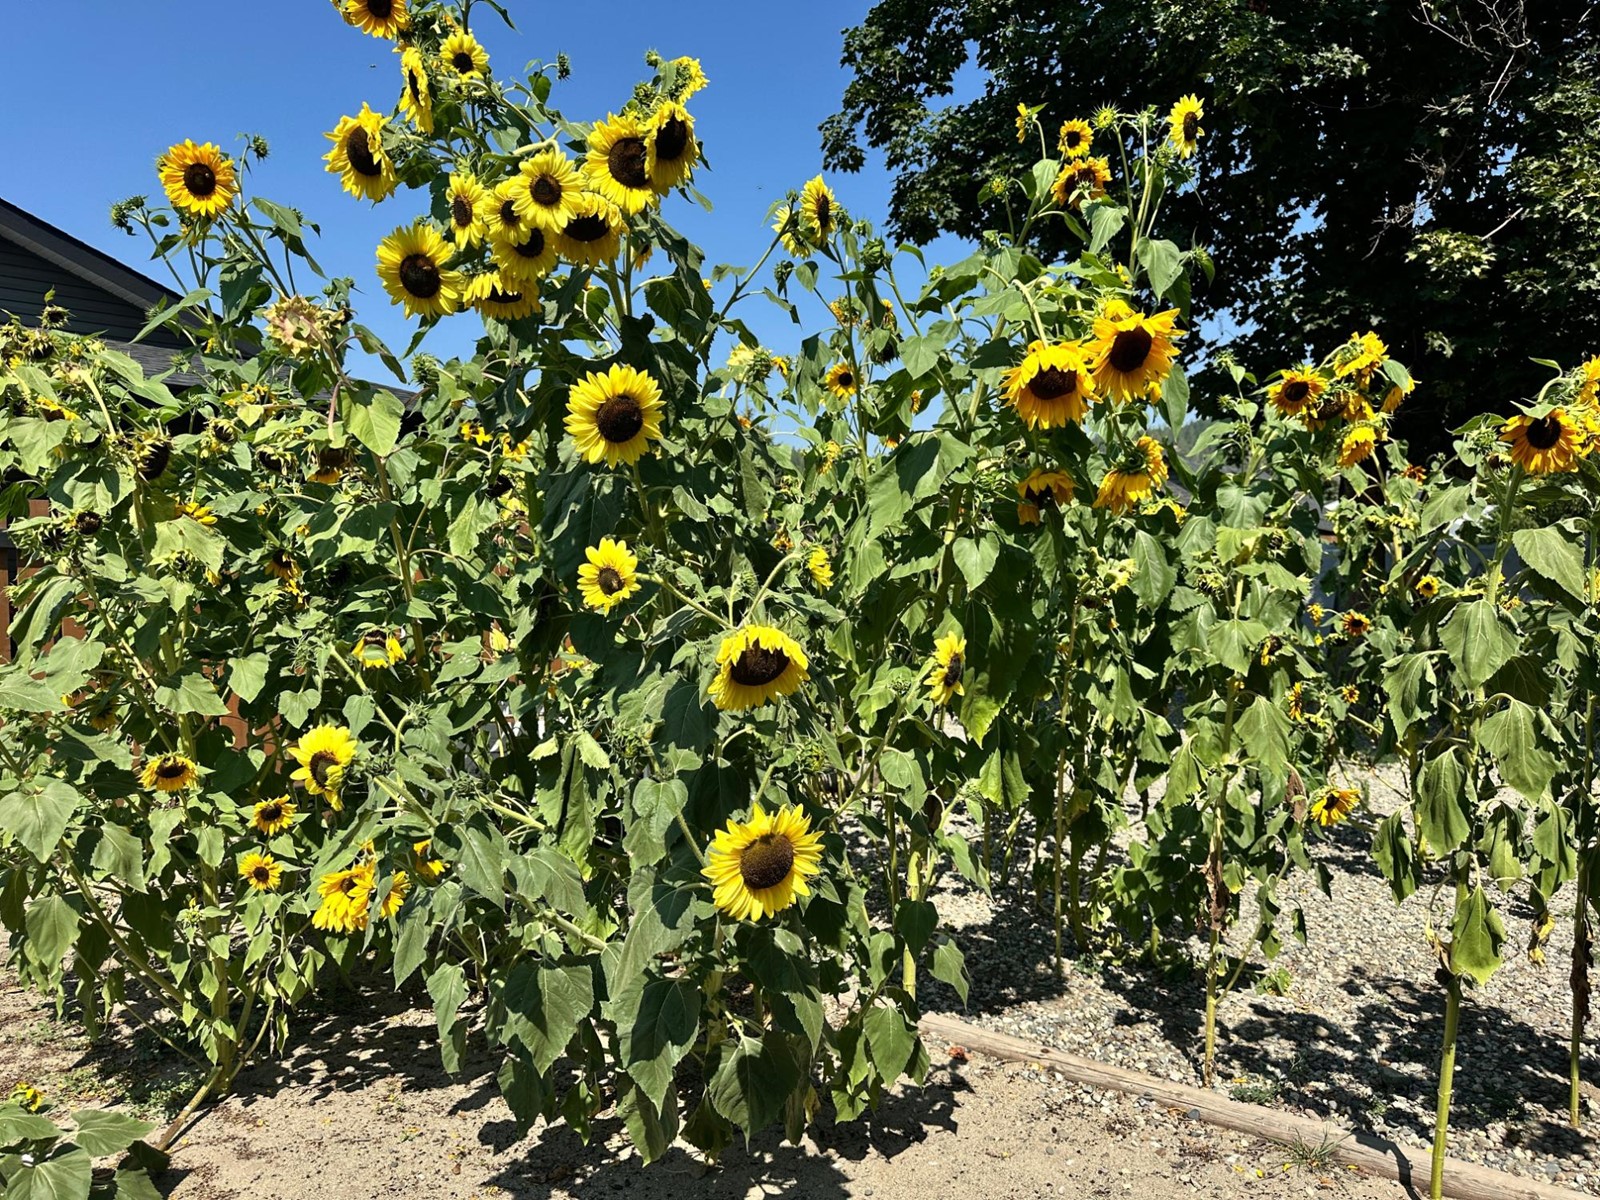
[1057,118,1093,159]
[491,219,558,285]
[1050,157,1111,210]
[702,803,824,922]
[807,546,834,590]
[709,625,810,711]
[441,30,489,79]
[413,840,448,883]
[1309,786,1360,828]
[585,113,656,215]
[443,174,489,247]
[798,176,840,241]
[290,724,359,807]
[577,537,642,614]
[1268,368,1326,417]
[353,629,405,670]
[466,272,539,322]
[239,851,283,893]
[1338,425,1380,468]
[376,223,464,320]
[564,364,666,467]
[324,104,397,203]
[666,56,709,101]
[554,193,624,267]
[1501,408,1583,475]
[398,46,433,134]
[1415,575,1440,600]
[140,752,199,793]
[1341,611,1371,638]
[1087,300,1184,403]
[1004,341,1094,428]
[1016,469,1075,524]
[1094,437,1167,515]
[646,101,699,192]
[158,141,238,219]
[1168,94,1205,158]
[251,795,298,837]
[823,363,858,399]
[925,632,967,706]
[1332,330,1388,383]
[313,864,375,934]
[342,0,408,38]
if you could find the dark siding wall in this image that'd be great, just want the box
[0,239,184,347]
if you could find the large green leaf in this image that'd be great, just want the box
[0,780,79,862]
[1416,748,1471,854]
[1439,600,1517,690]
[70,1110,154,1157]
[501,962,593,1075]
[614,977,699,1108]
[1512,526,1586,599]
[707,1031,804,1135]
[1449,886,1505,986]
[1479,700,1559,801]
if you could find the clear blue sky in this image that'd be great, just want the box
[0,0,969,375]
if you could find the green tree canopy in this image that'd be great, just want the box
[822,1,1600,455]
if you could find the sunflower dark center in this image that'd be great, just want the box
[597,566,625,595]
[309,752,338,788]
[251,864,273,882]
[942,652,964,688]
[1282,380,1310,404]
[182,162,217,198]
[368,0,393,15]
[607,136,649,189]
[156,759,188,780]
[1065,129,1083,149]
[531,176,561,206]
[499,199,519,227]
[399,253,442,299]
[1527,416,1564,450]
[1183,112,1199,140]
[513,229,547,259]
[813,194,832,228]
[453,51,476,73]
[259,803,284,825]
[833,370,854,390]
[337,874,361,896]
[565,213,609,243]
[1109,327,1154,374]
[655,117,690,162]
[1029,366,1078,400]
[451,196,473,227]
[738,833,796,891]
[345,128,381,177]
[595,396,644,443]
[407,69,423,103]
[730,646,791,687]
[488,285,519,304]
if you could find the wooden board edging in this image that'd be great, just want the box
[920,1012,1585,1200]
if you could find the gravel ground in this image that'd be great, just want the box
[920,762,1598,1194]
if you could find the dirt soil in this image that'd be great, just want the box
[1,971,1419,1200]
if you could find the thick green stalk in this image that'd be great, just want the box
[1431,975,1462,1200]
[1573,856,1591,1129]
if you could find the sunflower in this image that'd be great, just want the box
[239,851,283,893]
[1309,787,1360,828]
[708,625,810,711]
[324,105,396,203]
[1332,331,1387,383]
[289,724,358,807]
[1340,685,1361,705]
[491,221,558,285]
[583,113,656,215]
[667,55,709,101]
[378,871,410,918]
[466,272,539,321]
[443,174,489,247]
[1338,425,1379,467]
[353,629,404,670]
[1016,469,1075,524]
[342,0,407,38]
[1285,682,1306,722]
[398,46,433,134]
[1341,611,1371,638]
[251,795,298,837]
[157,141,238,219]
[1501,409,1583,474]
[1004,341,1095,428]
[264,547,299,582]
[808,546,834,589]
[177,500,217,525]
[376,223,465,319]
[1168,95,1204,158]
[772,205,816,258]
[577,538,641,614]
[313,865,374,934]
[515,150,582,230]
[478,179,531,244]
[824,363,858,399]
[1050,157,1111,209]
[702,802,824,922]
[1094,437,1168,515]
[1015,102,1034,142]
[554,193,623,267]
[798,176,840,242]
[1268,368,1326,417]
[413,840,448,883]
[140,752,198,793]
[440,30,489,79]
[924,632,967,706]
[1057,118,1093,159]
[642,100,699,193]
[1382,375,1415,414]
[1087,300,1184,401]
[565,364,665,467]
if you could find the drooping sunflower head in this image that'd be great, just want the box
[925,632,967,706]
[1093,437,1167,515]
[646,101,699,193]
[413,840,448,883]
[515,150,582,230]
[666,55,709,101]
[324,105,397,203]
[1309,786,1360,828]
[157,141,238,219]
[1004,341,1094,428]
[823,363,858,399]
[577,537,642,614]
[564,364,665,467]
[342,0,407,38]
[1338,425,1380,468]
[1382,373,1416,414]
[251,795,298,837]
[466,271,539,322]
[353,629,405,670]
[1168,94,1205,158]
[1057,118,1093,159]
[378,871,410,919]
[140,752,198,793]
[798,176,839,241]
[1331,330,1387,383]
[709,625,810,712]
[1050,157,1111,210]
[263,547,299,582]
[1501,408,1583,475]
[554,192,624,267]
[584,113,657,215]
[702,802,824,922]
[290,724,359,807]
[239,851,283,893]
[1088,300,1184,402]
[1016,469,1075,524]
[807,546,834,590]
[398,45,433,134]
[1268,368,1326,417]
[440,30,489,79]
[376,222,464,320]
[313,864,374,934]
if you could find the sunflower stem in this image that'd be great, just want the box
[1430,974,1462,1200]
